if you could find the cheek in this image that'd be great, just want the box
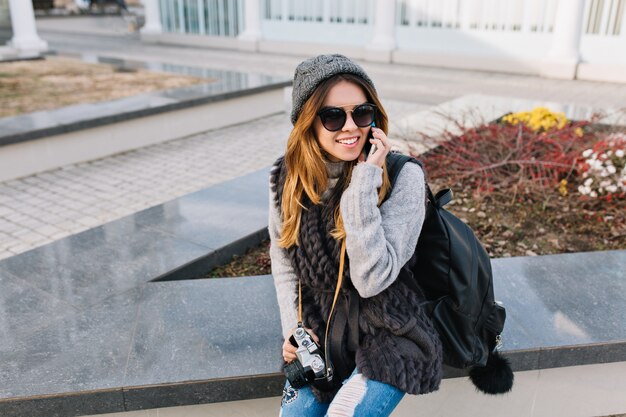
[314,123,335,150]
[359,127,370,147]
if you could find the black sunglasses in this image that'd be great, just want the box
[317,103,377,132]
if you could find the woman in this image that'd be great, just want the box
[269,54,443,417]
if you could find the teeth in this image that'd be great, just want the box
[338,137,358,145]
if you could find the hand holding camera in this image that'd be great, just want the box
[283,324,327,388]
[283,324,319,362]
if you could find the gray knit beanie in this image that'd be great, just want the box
[290,54,376,125]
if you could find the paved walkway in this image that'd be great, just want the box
[1,16,626,260]
[0,115,289,259]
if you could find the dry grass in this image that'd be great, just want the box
[0,56,210,117]
[206,240,271,278]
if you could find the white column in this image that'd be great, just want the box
[140,0,163,35]
[7,0,48,53]
[540,0,586,79]
[365,0,396,63]
[238,0,262,51]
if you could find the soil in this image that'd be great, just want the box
[207,240,271,278]
[427,179,626,259]
[0,56,210,117]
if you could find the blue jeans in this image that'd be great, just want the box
[279,367,405,417]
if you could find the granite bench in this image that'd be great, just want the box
[1,166,625,417]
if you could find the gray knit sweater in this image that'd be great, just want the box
[269,158,426,340]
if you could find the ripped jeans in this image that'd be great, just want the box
[279,367,405,417]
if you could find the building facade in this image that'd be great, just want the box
[140,0,626,83]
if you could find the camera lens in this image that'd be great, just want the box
[295,328,304,337]
[284,360,308,389]
[302,340,310,347]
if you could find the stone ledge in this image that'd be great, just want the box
[0,54,291,147]
[1,264,625,416]
[0,54,291,181]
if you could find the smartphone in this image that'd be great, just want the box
[363,121,377,160]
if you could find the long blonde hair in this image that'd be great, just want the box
[277,74,391,248]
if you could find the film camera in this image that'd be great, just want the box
[283,324,328,388]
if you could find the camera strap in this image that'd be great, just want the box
[298,238,347,381]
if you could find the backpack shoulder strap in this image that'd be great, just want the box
[385,152,433,203]
[385,152,413,187]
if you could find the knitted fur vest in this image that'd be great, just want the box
[270,156,443,403]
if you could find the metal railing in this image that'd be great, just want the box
[159,0,243,37]
[395,0,558,32]
[585,0,625,35]
[263,0,372,24]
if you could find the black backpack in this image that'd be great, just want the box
[386,152,514,394]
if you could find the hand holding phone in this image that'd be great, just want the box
[361,121,390,168]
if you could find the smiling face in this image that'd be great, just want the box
[313,80,371,162]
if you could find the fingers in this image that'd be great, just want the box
[370,127,389,150]
[366,128,390,167]
[283,338,297,362]
[283,326,319,363]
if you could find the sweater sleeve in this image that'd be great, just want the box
[340,161,425,298]
[268,174,299,341]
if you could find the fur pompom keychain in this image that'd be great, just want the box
[469,350,514,394]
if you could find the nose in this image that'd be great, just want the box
[342,112,358,131]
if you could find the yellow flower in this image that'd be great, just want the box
[558,179,568,196]
[575,127,583,137]
[503,107,569,132]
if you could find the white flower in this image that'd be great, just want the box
[616,149,625,158]
[590,191,598,198]
[606,185,618,193]
[578,185,590,195]
[584,178,594,186]
[607,165,617,174]
[582,149,593,157]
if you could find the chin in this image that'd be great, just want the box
[336,148,363,162]
[336,152,360,162]
[324,145,363,162]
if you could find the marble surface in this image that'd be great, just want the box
[0,164,625,416]
[493,251,626,352]
[0,54,291,146]
[133,168,269,251]
[0,166,270,306]
[124,277,284,387]
[0,221,211,308]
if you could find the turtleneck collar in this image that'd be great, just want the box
[322,156,347,180]
[320,157,349,202]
